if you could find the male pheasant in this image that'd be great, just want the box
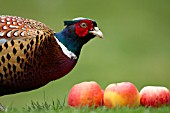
[0,15,103,96]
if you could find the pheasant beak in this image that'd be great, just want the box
[89,27,104,39]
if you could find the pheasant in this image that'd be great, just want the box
[0,15,103,96]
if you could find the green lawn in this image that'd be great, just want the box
[2,100,170,113]
[0,0,170,111]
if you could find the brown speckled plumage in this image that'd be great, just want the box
[0,15,52,39]
[0,16,77,95]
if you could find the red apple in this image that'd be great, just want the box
[140,86,170,107]
[104,82,140,108]
[67,81,103,108]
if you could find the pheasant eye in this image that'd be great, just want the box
[80,22,87,28]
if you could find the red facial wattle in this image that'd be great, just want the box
[75,20,93,38]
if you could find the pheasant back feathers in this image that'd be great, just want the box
[0,15,53,39]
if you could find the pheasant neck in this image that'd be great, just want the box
[54,26,83,59]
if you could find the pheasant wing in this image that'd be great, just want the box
[0,15,55,95]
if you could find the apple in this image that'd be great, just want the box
[67,81,103,108]
[140,86,170,107]
[104,82,140,108]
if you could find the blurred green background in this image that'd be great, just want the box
[0,0,170,109]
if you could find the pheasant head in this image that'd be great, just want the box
[55,17,103,58]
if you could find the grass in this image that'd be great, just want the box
[2,100,170,113]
